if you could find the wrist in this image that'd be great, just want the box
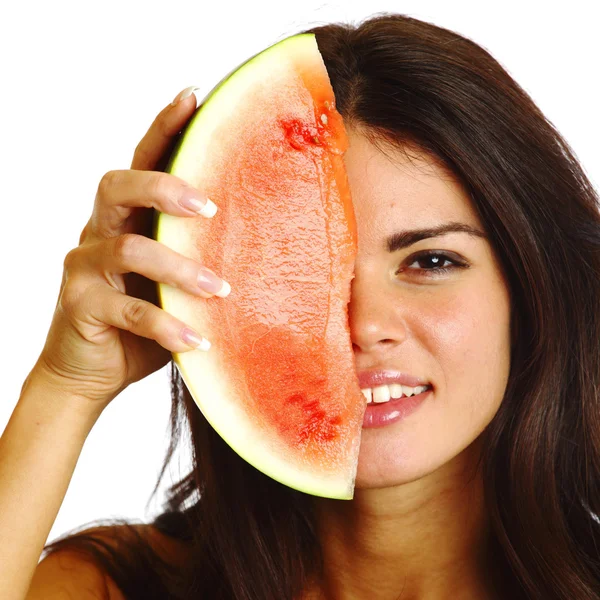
[20,363,105,430]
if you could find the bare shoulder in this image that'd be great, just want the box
[27,523,185,600]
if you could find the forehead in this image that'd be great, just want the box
[342,128,482,240]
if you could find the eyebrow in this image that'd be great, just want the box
[386,222,488,253]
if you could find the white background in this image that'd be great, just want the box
[1,0,598,546]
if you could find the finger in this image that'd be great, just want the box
[84,282,211,353]
[82,234,231,299]
[131,86,201,171]
[90,169,217,239]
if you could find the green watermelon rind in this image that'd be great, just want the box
[152,33,358,500]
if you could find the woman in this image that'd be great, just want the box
[3,12,600,600]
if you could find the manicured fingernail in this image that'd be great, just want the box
[181,327,211,351]
[171,86,201,107]
[216,280,231,298]
[198,268,231,297]
[179,190,218,218]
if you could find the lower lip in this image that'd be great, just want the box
[362,388,431,428]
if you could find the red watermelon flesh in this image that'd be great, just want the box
[154,33,365,499]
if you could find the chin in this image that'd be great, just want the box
[353,443,431,489]
[352,428,486,492]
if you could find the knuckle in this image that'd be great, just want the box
[147,171,168,201]
[122,298,150,329]
[98,170,119,196]
[60,279,88,314]
[113,233,143,261]
[63,247,80,271]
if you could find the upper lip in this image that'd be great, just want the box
[357,370,431,390]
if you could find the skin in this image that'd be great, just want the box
[307,127,513,600]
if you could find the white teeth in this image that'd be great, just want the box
[362,384,430,404]
[373,385,391,403]
[389,383,404,398]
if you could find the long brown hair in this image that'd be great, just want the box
[42,13,600,599]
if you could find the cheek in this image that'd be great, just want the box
[416,283,511,418]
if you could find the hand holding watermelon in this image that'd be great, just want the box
[29,89,229,411]
[29,34,363,497]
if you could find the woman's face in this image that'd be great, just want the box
[345,128,512,488]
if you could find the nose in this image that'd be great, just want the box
[348,271,409,355]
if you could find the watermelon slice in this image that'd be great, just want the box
[153,33,365,499]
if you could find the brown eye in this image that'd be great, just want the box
[397,251,469,278]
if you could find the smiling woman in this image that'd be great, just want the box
[12,10,600,600]
[343,131,513,503]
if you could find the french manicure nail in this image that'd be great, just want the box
[181,327,211,351]
[179,190,218,218]
[171,86,201,107]
[198,268,231,297]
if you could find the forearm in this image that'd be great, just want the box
[0,369,101,600]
